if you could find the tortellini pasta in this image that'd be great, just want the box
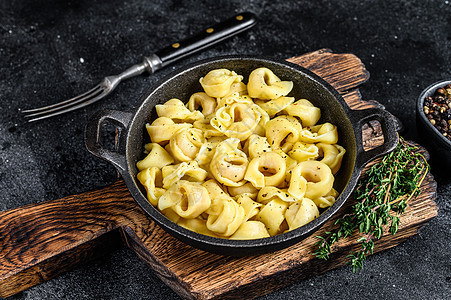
[156,98,203,122]
[199,69,244,98]
[158,180,211,219]
[299,122,338,144]
[187,92,217,116]
[283,99,321,127]
[244,152,287,188]
[161,160,208,189]
[266,115,302,152]
[136,143,174,170]
[210,138,249,187]
[136,67,346,240]
[168,127,205,162]
[256,96,295,117]
[146,117,192,144]
[256,198,289,236]
[210,102,263,141]
[248,67,293,100]
[206,197,246,236]
[230,221,270,240]
[137,167,165,206]
[285,198,319,231]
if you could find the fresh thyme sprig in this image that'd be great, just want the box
[313,135,429,272]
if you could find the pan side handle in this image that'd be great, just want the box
[0,180,141,298]
[349,107,399,171]
[85,109,133,174]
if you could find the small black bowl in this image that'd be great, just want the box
[416,79,451,171]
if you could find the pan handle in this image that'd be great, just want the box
[349,107,398,171]
[85,109,133,174]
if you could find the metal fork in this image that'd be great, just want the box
[22,12,256,122]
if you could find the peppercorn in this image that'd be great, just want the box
[423,84,451,138]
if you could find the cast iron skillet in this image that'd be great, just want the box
[85,56,398,256]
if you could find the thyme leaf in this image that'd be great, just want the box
[313,135,429,271]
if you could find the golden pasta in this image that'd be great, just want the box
[210,102,263,140]
[199,69,243,98]
[157,180,211,218]
[137,167,165,206]
[168,127,205,162]
[256,96,295,117]
[235,194,262,221]
[285,198,319,230]
[256,198,289,236]
[156,98,203,122]
[230,221,270,240]
[136,67,346,240]
[136,143,174,170]
[244,152,287,188]
[265,115,302,152]
[146,117,192,144]
[206,197,246,236]
[228,182,258,199]
[187,92,217,116]
[283,99,321,127]
[247,67,293,100]
[161,160,208,189]
[288,142,319,163]
[209,138,249,187]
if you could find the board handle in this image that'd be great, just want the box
[0,181,139,298]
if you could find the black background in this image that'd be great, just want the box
[1,1,450,299]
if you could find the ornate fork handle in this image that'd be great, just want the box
[103,54,163,94]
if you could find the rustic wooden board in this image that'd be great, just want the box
[0,49,438,299]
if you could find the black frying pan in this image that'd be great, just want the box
[85,56,398,256]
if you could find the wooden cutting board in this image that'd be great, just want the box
[0,49,438,299]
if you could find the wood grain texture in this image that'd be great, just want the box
[0,49,438,299]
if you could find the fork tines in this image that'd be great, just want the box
[22,83,107,122]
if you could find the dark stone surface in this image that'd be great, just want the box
[1,0,450,299]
